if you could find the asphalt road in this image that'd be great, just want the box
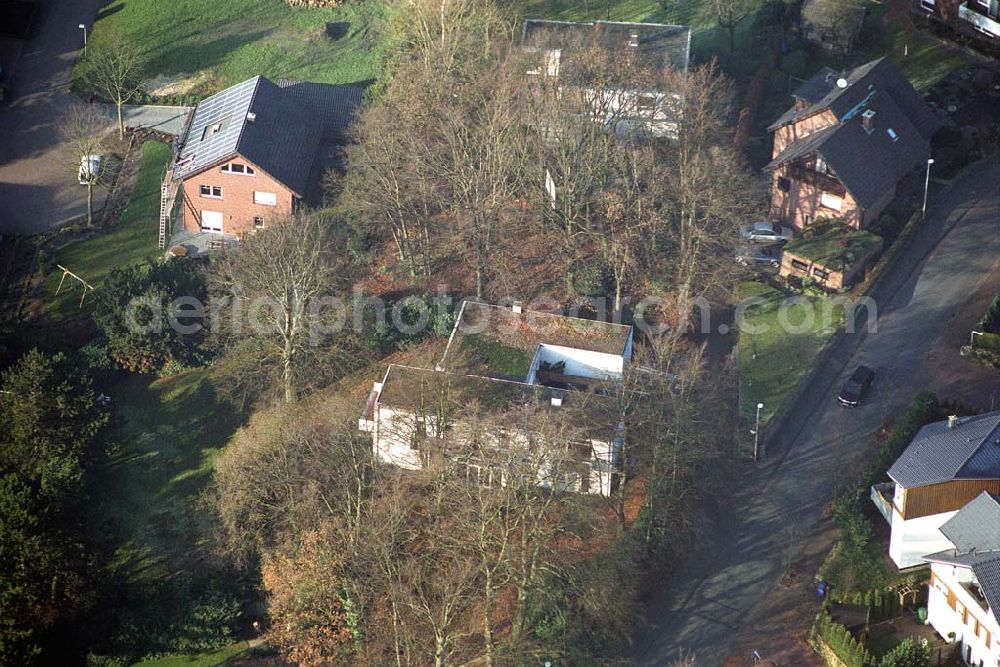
[632,156,1000,666]
[0,0,107,235]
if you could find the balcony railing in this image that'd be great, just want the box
[870,482,895,525]
[787,165,847,197]
[959,3,1000,37]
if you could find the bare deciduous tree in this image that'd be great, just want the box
[83,40,144,139]
[700,0,760,52]
[210,214,359,404]
[60,104,110,228]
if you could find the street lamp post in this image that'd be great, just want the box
[922,158,935,219]
[754,402,764,461]
[78,24,87,51]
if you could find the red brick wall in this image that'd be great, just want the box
[770,167,863,230]
[179,157,295,237]
[772,110,838,158]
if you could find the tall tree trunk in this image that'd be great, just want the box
[482,565,494,667]
[117,100,125,139]
[283,341,296,403]
[86,183,94,228]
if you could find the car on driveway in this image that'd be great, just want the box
[838,365,874,407]
[78,154,102,184]
[736,245,780,268]
[740,221,793,245]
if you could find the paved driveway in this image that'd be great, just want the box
[0,0,108,235]
[632,156,1000,666]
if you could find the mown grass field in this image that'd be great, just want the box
[42,141,170,320]
[737,281,845,422]
[132,641,260,667]
[82,0,387,93]
[88,367,245,662]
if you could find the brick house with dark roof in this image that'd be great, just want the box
[161,75,362,248]
[766,57,940,231]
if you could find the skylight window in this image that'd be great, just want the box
[887,128,899,141]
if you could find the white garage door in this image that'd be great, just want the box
[201,210,224,233]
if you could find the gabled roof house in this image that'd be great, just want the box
[766,57,939,231]
[923,492,1000,666]
[521,19,691,140]
[161,76,362,250]
[871,412,1000,568]
[359,301,634,496]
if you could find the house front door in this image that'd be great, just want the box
[201,210,224,233]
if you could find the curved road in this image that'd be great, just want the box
[632,156,1000,666]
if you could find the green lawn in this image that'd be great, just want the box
[88,367,245,660]
[42,141,170,320]
[131,641,259,667]
[737,281,844,421]
[783,223,882,271]
[98,369,240,580]
[82,0,387,93]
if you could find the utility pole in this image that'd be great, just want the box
[922,158,935,219]
[754,402,764,461]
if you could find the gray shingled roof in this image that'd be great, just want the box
[888,412,1000,488]
[923,493,1000,617]
[769,57,939,139]
[940,492,1000,552]
[276,80,364,141]
[972,556,1000,618]
[793,67,838,105]
[767,88,930,209]
[522,19,691,75]
[175,76,361,197]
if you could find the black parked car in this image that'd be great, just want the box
[838,365,874,407]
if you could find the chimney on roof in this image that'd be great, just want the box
[551,396,563,407]
[246,111,257,123]
[628,32,639,48]
[862,109,876,134]
[948,415,959,429]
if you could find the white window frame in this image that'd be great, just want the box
[254,191,277,206]
[253,216,265,229]
[199,185,223,199]
[200,210,224,233]
[221,163,255,175]
[820,192,843,211]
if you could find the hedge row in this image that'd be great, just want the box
[977,294,1000,335]
[813,611,874,667]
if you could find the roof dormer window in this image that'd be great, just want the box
[201,119,228,141]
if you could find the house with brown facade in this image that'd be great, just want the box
[160,75,362,251]
[766,58,939,231]
[871,412,1000,569]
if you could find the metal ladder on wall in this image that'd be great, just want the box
[158,172,177,250]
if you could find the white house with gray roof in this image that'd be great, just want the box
[871,412,1000,568]
[923,492,1000,666]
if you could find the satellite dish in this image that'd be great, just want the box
[836,78,848,89]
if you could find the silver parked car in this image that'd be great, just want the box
[735,245,779,268]
[739,221,793,245]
